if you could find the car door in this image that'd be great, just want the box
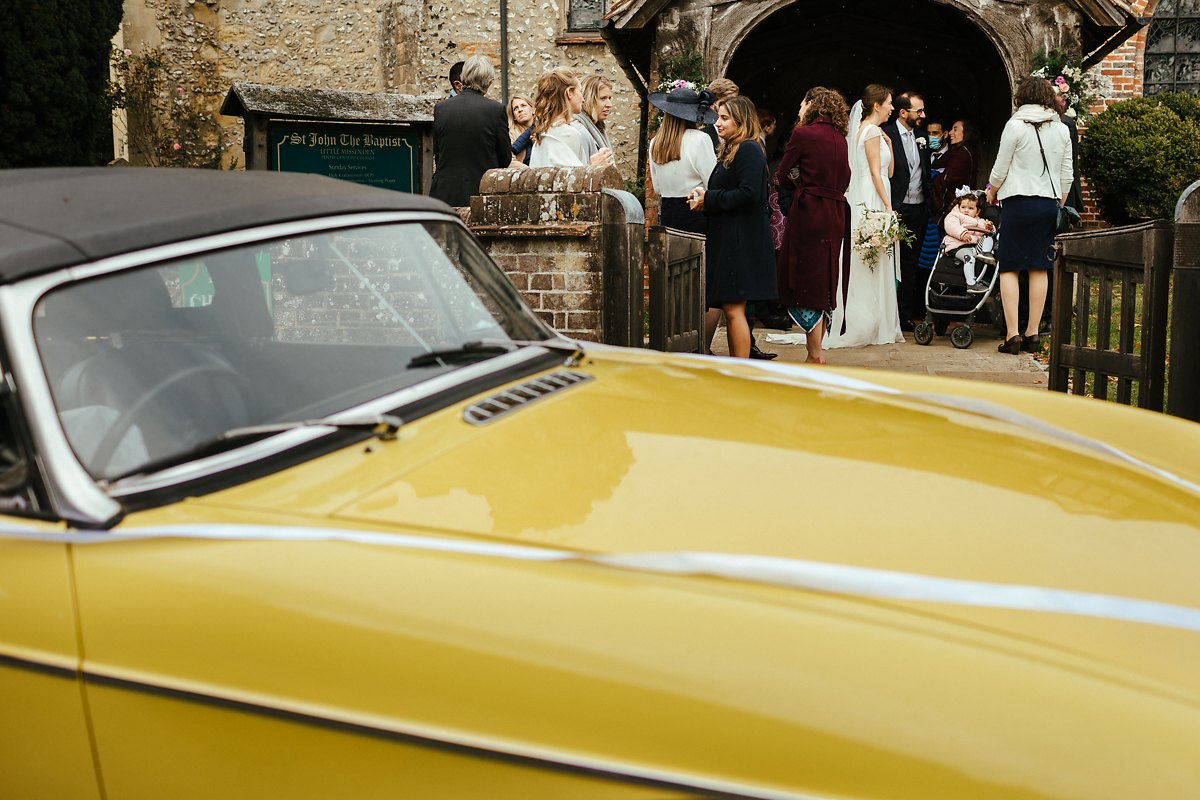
[0,391,102,799]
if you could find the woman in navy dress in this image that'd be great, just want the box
[688,95,778,358]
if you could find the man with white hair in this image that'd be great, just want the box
[429,55,512,207]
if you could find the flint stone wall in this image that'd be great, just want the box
[469,165,642,345]
[119,0,640,174]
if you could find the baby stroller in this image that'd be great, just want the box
[914,205,1003,349]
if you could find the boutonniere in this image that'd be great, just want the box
[916,137,927,149]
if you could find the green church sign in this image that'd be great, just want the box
[268,121,422,193]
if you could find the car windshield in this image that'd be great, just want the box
[32,220,550,481]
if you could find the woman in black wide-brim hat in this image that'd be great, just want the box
[648,85,718,234]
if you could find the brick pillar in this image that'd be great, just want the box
[468,165,644,346]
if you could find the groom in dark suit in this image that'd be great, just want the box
[882,92,934,330]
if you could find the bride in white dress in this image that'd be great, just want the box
[825,85,905,349]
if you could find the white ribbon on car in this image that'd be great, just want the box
[3,521,1200,635]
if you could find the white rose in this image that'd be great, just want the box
[916,137,927,148]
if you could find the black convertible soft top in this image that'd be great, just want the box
[0,168,452,281]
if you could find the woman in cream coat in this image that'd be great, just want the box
[986,76,1073,355]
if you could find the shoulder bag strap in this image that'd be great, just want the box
[1030,123,1060,206]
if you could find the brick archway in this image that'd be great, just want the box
[708,0,1027,95]
[714,0,1018,172]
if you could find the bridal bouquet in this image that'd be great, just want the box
[852,207,914,272]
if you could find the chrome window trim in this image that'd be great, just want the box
[0,210,559,527]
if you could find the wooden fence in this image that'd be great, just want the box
[647,226,706,353]
[1049,221,1173,410]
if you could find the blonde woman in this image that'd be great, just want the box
[688,96,778,358]
[507,94,534,166]
[529,67,614,168]
[647,85,717,234]
[572,75,617,168]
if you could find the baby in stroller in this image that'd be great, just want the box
[941,188,997,293]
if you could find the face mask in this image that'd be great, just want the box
[928,136,942,149]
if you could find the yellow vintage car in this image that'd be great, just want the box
[1,168,1199,799]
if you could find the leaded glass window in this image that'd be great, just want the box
[1145,0,1200,95]
[568,0,606,32]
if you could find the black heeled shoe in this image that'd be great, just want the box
[749,341,778,360]
[997,335,1023,355]
[1020,334,1042,353]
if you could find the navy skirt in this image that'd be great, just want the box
[996,195,1057,272]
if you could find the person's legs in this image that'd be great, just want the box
[723,302,750,358]
[1025,270,1048,338]
[999,271,1021,340]
[1041,269,1054,333]
[703,308,722,355]
[897,203,929,324]
[805,317,826,364]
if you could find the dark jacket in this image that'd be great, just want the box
[1061,113,1084,210]
[429,89,512,207]
[704,140,777,307]
[931,141,980,219]
[881,119,934,212]
[774,117,850,312]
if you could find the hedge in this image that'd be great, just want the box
[0,0,124,168]
[1080,93,1200,224]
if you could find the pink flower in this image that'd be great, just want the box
[175,87,184,94]
[1054,75,1067,85]
[123,48,132,56]
[172,143,182,151]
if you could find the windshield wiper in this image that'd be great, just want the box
[406,340,516,369]
[219,414,404,442]
[407,338,585,370]
[100,415,403,486]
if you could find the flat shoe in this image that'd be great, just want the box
[1020,334,1042,353]
[997,335,1022,354]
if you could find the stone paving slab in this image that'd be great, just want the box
[710,322,1049,388]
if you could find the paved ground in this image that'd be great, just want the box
[710,320,1049,388]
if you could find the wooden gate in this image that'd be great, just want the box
[647,226,706,353]
[1049,221,1173,410]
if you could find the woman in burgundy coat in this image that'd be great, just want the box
[775,87,851,363]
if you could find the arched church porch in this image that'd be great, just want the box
[724,0,1012,180]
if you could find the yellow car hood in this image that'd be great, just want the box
[205,347,1200,552]
[194,348,1200,689]
[130,348,1200,796]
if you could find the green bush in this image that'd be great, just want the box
[1080,93,1200,224]
[0,0,123,167]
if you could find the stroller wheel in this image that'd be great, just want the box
[914,321,935,346]
[950,324,974,349]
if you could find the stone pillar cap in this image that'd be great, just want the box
[480,165,622,195]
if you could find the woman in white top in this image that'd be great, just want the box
[572,75,618,169]
[985,76,1073,355]
[647,85,718,234]
[530,68,614,168]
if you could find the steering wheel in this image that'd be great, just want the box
[90,362,247,476]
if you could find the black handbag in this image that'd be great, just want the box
[1032,123,1080,233]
